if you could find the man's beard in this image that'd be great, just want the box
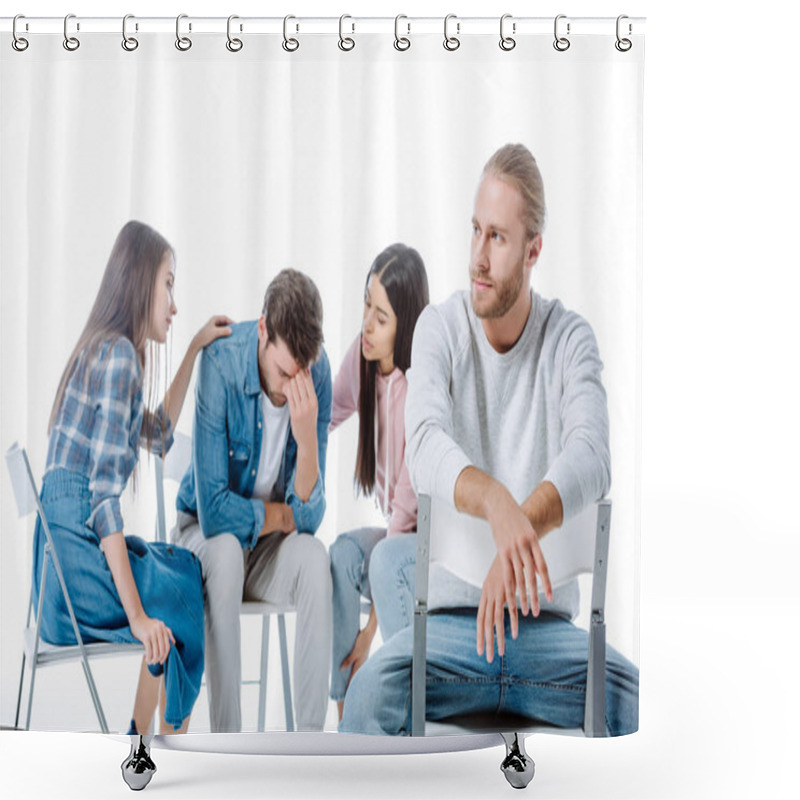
[470,259,525,320]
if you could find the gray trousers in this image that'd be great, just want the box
[173,512,332,732]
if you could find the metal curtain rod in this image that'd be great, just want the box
[1,15,646,36]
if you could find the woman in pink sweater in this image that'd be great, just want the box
[329,243,428,719]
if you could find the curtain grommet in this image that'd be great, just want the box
[282,15,299,52]
[338,14,355,51]
[121,14,139,52]
[553,14,571,52]
[63,13,80,52]
[443,14,460,52]
[394,15,411,51]
[12,15,29,52]
[226,15,243,52]
[176,14,192,51]
[499,14,516,51]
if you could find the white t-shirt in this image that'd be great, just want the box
[251,393,291,503]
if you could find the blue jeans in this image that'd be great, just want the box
[330,529,417,701]
[340,608,639,737]
[33,470,205,730]
[369,533,417,639]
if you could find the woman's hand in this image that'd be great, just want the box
[192,315,234,352]
[166,315,234,429]
[130,613,176,665]
[341,625,376,687]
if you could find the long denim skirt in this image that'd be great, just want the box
[32,468,204,730]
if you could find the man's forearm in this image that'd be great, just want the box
[520,480,563,538]
[454,465,513,520]
[292,438,319,503]
[455,467,563,536]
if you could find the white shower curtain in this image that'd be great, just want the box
[1,18,643,733]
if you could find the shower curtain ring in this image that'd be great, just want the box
[12,15,29,52]
[226,15,243,52]
[499,14,516,51]
[394,15,411,51]
[553,14,570,51]
[443,14,460,51]
[283,15,299,52]
[615,15,632,52]
[338,15,355,51]
[176,14,192,51]
[63,13,80,51]
[122,15,139,51]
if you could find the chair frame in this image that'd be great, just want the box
[411,493,611,737]
[154,435,295,732]
[6,443,143,733]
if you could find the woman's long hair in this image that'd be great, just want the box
[355,243,429,496]
[48,220,173,453]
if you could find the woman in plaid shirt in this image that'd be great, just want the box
[33,220,232,733]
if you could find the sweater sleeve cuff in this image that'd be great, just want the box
[434,446,473,508]
[543,458,585,522]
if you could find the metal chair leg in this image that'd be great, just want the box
[15,653,26,730]
[257,616,269,733]
[121,734,156,791]
[24,653,38,731]
[500,733,535,790]
[81,657,110,733]
[277,614,294,731]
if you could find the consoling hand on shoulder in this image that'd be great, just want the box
[191,315,234,353]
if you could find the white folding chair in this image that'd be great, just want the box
[5,442,143,733]
[155,432,295,732]
[411,494,611,739]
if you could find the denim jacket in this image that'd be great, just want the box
[176,321,332,549]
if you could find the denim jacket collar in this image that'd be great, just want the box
[244,322,263,398]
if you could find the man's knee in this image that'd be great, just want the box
[200,533,244,606]
[293,534,332,595]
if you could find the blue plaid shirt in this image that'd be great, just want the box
[45,336,173,540]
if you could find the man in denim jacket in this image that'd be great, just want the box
[174,269,333,732]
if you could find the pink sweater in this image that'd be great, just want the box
[330,335,417,535]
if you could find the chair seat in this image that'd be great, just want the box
[240,600,295,616]
[23,628,143,666]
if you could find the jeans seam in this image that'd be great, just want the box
[511,679,586,695]
[426,677,498,686]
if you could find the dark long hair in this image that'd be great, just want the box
[48,220,173,453]
[355,243,429,496]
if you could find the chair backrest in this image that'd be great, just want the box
[154,431,192,542]
[163,431,193,482]
[5,442,38,519]
[5,441,88,638]
[427,497,604,591]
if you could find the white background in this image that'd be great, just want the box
[1,1,798,799]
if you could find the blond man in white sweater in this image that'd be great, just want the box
[341,144,638,737]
